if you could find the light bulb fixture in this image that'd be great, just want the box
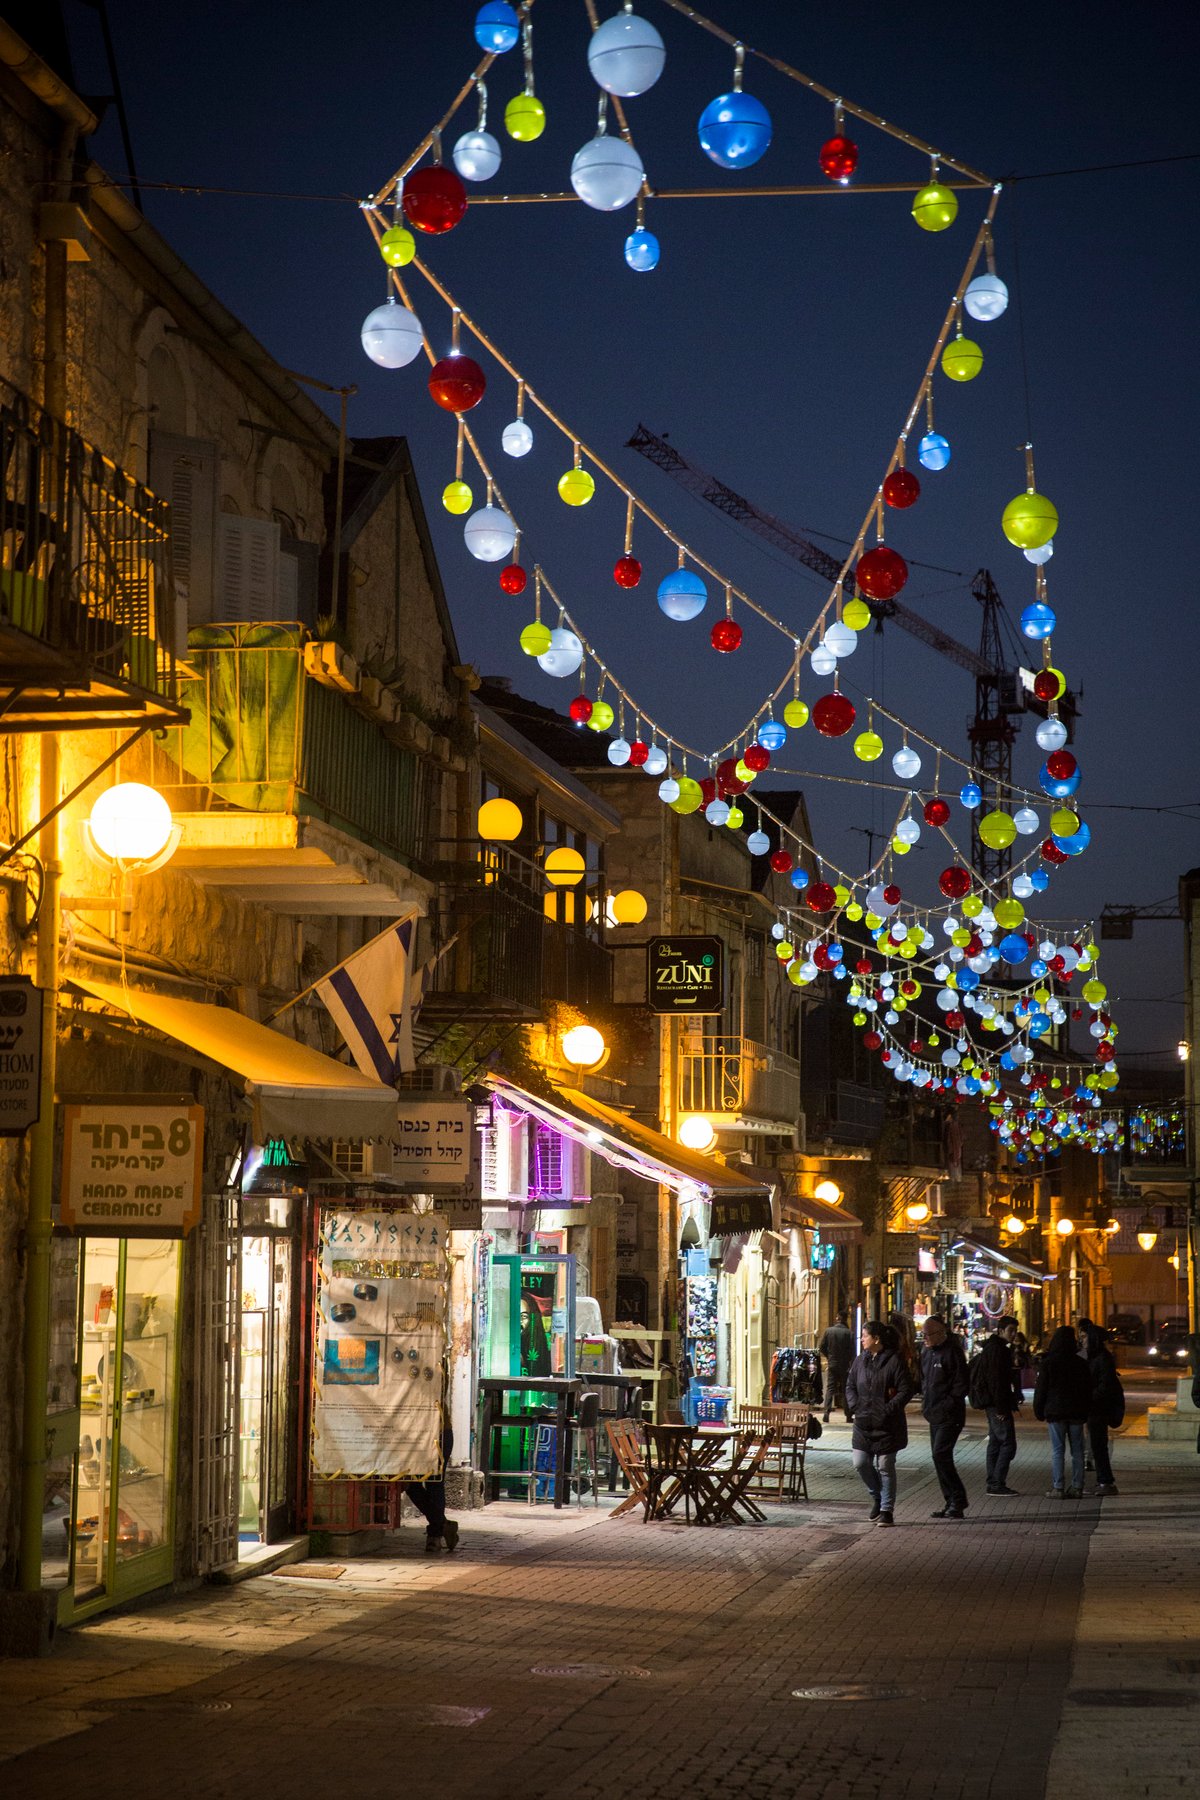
[904,1200,931,1224]
[678,1114,716,1152]
[85,782,179,870]
[814,1179,842,1204]
[1104,1218,1121,1235]
[1001,1213,1026,1236]
[560,1024,606,1070]
[1136,1215,1159,1252]
[1169,1243,1181,1271]
[1178,1039,1191,1062]
[477,797,523,841]
[1055,1216,1075,1238]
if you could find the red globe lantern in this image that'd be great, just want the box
[499,564,527,595]
[769,849,793,874]
[1096,1040,1115,1063]
[699,777,718,807]
[569,694,593,724]
[743,743,770,773]
[966,933,983,956]
[428,355,486,412]
[882,884,902,907]
[855,545,908,599]
[855,957,873,975]
[402,165,468,235]
[882,469,921,510]
[1048,954,1065,974]
[1042,838,1068,864]
[710,617,743,654]
[812,691,856,737]
[863,1030,882,1050]
[807,881,837,913]
[924,797,951,828]
[813,944,835,971]
[909,1037,923,1055]
[628,740,649,767]
[1046,749,1077,780]
[1033,668,1061,701]
[945,1010,964,1032]
[819,133,858,181]
[939,866,972,900]
[900,980,918,997]
[613,554,642,588]
[715,758,746,796]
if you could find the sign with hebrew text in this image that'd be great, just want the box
[390,1099,477,1193]
[60,1103,204,1235]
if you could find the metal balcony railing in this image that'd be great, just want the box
[147,624,435,868]
[0,381,184,725]
[679,1035,801,1125]
[427,866,613,1019]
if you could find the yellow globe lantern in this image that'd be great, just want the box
[961,894,983,918]
[611,888,648,925]
[978,810,1016,851]
[845,902,863,923]
[993,898,1025,929]
[670,778,703,815]
[734,759,756,784]
[854,730,884,762]
[1049,807,1079,838]
[379,224,416,267]
[1081,978,1107,1004]
[834,884,851,907]
[843,597,872,631]
[558,467,596,507]
[561,1024,606,1068]
[587,699,615,731]
[519,621,552,657]
[783,699,809,728]
[442,479,473,515]
[505,93,546,141]
[941,335,983,382]
[951,927,971,948]
[545,846,586,887]
[892,837,911,855]
[477,797,523,841]
[1001,490,1058,549]
[912,182,958,231]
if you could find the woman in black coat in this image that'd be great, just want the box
[1078,1320,1123,1496]
[844,1320,916,1526]
[1033,1324,1092,1498]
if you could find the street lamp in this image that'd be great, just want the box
[1178,1039,1191,1062]
[1055,1216,1075,1238]
[814,1179,842,1204]
[678,1114,716,1152]
[1136,1214,1159,1252]
[1002,1213,1027,1236]
[904,1199,930,1224]
[561,1024,606,1071]
[86,782,178,869]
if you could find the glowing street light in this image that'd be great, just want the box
[561,1024,606,1070]
[86,782,178,869]
[678,1114,716,1152]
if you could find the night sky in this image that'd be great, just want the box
[67,1,1199,1066]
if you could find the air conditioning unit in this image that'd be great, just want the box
[398,1066,461,1095]
[480,1107,528,1203]
[529,1122,591,1206]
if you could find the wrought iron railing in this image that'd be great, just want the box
[679,1034,801,1124]
[0,382,181,706]
[429,866,613,1016]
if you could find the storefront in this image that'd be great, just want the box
[948,1235,1053,1352]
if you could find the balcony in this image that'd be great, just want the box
[0,382,186,730]
[145,624,437,913]
[679,1034,801,1130]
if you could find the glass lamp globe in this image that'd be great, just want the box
[698,91,772,169]
[89,783,174,863]
[452,129,501,182]
[963,273,1009,321]
[463,505,516,562]
[892,745,922,780]
[624,227,660,271]
[824,621,857,658]
[475,2,520,53]
[502,418,533,457]
[1035,716,1068,752]
[643,746,668,776]
[810,644,837,677]
[746,830,770,856]
[608,737,632,766]
[587,12,666,96]
[360,300,423,369]
[570,134,645,211]
[536,628,583,677]
[657,570,707,621]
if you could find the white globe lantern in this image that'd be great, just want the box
[643,745,668,776]
[963,273,1009,322]
[88,783,175,865]
[360,299,423,369]
[1013,806,1040,836]
[1036,717,1069,752]
[1024,541,1053,565]
[608,737,632,766]
[895,816,921,845]
[502,418,534,457]
[892,745,922,780]
[587,12,666,96]
[452,129,502,182]
[809,644,837,677]
[537,628,583,678]
[824,622,858,658]
[463,505,516,562]
[570,133,644,212]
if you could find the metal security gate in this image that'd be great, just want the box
[193,1190,239,1573]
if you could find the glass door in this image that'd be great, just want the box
[239,1233,295,1545]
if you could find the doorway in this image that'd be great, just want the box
[239,1232,294,1544]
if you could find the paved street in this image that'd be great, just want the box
[2,1418,1198,1800]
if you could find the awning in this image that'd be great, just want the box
[780,1191,864,1238]
[69,974,399,1141]
[953,1235,1053,1286]
[488,1075,773,1233]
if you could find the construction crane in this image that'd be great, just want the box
[1099,900,1182,941]
[626,424,1078,886]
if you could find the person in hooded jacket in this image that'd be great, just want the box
[920,1314,970,1518]
[844,1319,915,1527]
[1033,1324,1093,1497]
[1078,1319,1122,1495]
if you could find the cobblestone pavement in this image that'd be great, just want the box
[2,1418,1198,1800]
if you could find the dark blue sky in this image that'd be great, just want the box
[75,1,1198,1064]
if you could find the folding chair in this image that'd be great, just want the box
[604,1417,648,1519]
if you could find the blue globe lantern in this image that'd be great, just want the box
[757,719,787,751]
[624,227,660,271]
[474,2,520,53]
[789,868,810,891]
[1040,765,1081,799]
[1030,869,1049,892]
[1020,601,1056,640]
[1000,933,1030,964]
[1053,822,1091,856]
[698,91,772,169]
[657,569,708,621]
[959,781,982,809]
[918,431,951,471]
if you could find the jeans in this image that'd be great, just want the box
[823,1367,849,1420]
[1048,1419,1085,1491]
[852,1447,897,1511]
[985,1410,1017,1487]
[1087,1416,1114,1487]
[929,1418,967,1509]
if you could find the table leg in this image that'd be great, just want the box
[480,1391,498,1503]
[554,1393,568,1509]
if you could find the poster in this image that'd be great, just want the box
[311,1208,448,1480]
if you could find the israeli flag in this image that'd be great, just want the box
[316,912,418,1082]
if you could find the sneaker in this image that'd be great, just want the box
[1046,1487,1064,1499]
[443,1520,460,1553]
[869,1498,882,1521]
[876,1510,894,1527]
[987,1485,1019,1496]
[944,1508,965,1520]
[1064,1486,1083,1499]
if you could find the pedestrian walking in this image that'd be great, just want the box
[819,1309,855,1421]
[1078,1319,1123,1495]
[844,1319,915,1527]
[888,1310,921,1389]
[920,1315,970,1518]
[1033,1325,1092,1498]
[971,1314,1023,1495]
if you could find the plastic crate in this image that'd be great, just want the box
[694,1386,734,1425]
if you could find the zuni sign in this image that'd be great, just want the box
[646,937,725,1015]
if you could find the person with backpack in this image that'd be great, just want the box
[970,1315,1023,1496]
[920,1314,970,1518]
[819,1309,855,1422]
[1033,1324,1093,1497]
[1078,1319,1123,1495]
[844,1319,915,1527]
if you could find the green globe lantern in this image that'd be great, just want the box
[519,621,552,657]
[1050,806,1080,838]
[912,182,958,231]
[442,480,473,515]
[586,699,615,731]
[505,93,546,141]
[941,335,983,382]
[670,777,703,815]
[380,224,416,267]
[853,729,883,763]
[978,809,1016,850]
[993,897,1025,929]
[783,699,809,728]
[1002,490,1059,549]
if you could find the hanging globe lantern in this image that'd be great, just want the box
[464,505,516,562]
[1047,750,1077,780]
[746,829,770,856]
[698,91,772,168]
[613,554,642,588]
[643,746,668,775]
[813,692,856,737]
[658,776,680,803]
[783,699,809,729]
[453,130,502,182]
[670,778,703,815]
[402,166,468,234]
[979,810,1017,850]
[941,336,984,381]
[856,545,908,598]
[571,133,645,211]
[717,758,747,794]
[498,564,526,595]
[379,225,415,267]
[624,228,660,271]
[428,355,486,412]
[808,882,838,913]
[1025,542,1054,565]
[819,134,858,181]
[1002,491,1059,549]
[1020,601,1056,639]
[1035,717,1069,753]
[918,431,951,471]
[588,700,615,731]
[896,816,921,845]
[628,741,649,768]
[1049,807,1080,839]
[1041,765,1080,799]
[1034,666,1066,702]
[810,643,837,677]
[924,798,951,827]
[1000,932,1030,964]
[993,898,1025,929]
[657,569,707,621]
[960,782,982,809]
[882,468,920,509]
[505,93,546,141]
[587,12,666,96]
[569,694,593,724]
[742,743,770,773]
[940,867,972,899]
[710,617,742,653]
[843,596,872,631]
[964,273,1009,321]
[912,182,958,231]
[1054,823,1091,856]
[789,867,809,891]
[536,628,584,677]
[770,849,793,874]
[519,621,552,656]
[1014,806,1040,836]
[501,418,533,457]
[558,467,596,506]
[854,730,883,763]
[892,744,922,780]
[824,621,857,658]
[442,480,473,515]
[475,2,520,52]
[758,720,786,751]
[705,798,730,825]
[608,737,632,767]
[361,299,424,368]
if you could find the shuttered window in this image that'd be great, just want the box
[148,430,217,627]
[216,514,281,623]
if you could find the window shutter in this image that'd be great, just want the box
[279,536,319,627]
[217,515,281,623]
[148,430,217,628]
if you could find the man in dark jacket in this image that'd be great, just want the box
[844,1321,916,1526]
[1078,1320,1122,1496]
[920,1315,970,1518]
[819,1310,854,1421]
[975,1315,1022,1496]
[1034,1325,1093,1497]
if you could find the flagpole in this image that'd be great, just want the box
[264,911,420,1024]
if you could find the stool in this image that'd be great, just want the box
[570,1391,601,1506]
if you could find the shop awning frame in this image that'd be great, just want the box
[780,1191,864,1237]
[952,1235,1054,1286]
